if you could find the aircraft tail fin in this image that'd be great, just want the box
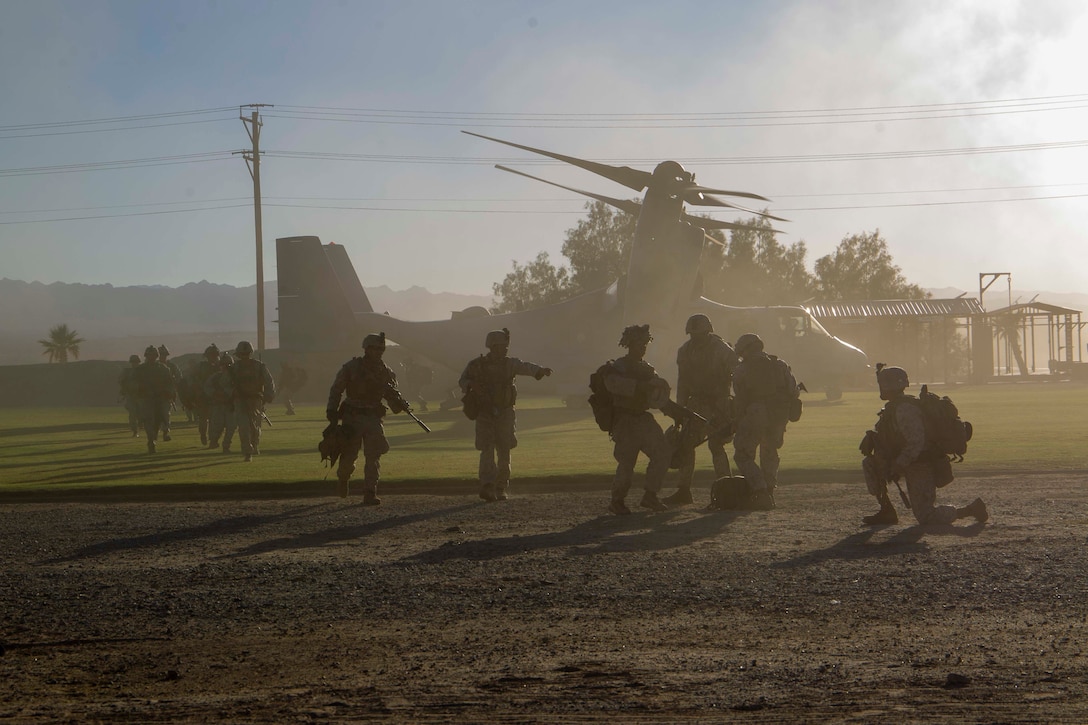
[276,236,372,352]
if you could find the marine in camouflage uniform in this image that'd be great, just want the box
[602,325,673,515]
[204,352,236,453]
[459,328,552,502]
[731,333,800,510]
[186,344,220,445]
[229,340,275,462]
[326,332,409,504]
[861,365,988,526]
[132,345,176,453]
[157,345,184,436]
[664,313,738,507]
[118,354,143,436]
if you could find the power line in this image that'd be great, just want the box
[0,117,236,140]
[0,106,237,132]
[0,203,252,225]
[7,191,1086,226]
[260,138,1088,166]
[0,152,236,177]
[267,94,1088,129]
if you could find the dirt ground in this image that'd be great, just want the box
[2,473,1087,723]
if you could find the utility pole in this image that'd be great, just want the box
[237,103,273,353]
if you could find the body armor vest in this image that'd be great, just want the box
[467,355,518,409]
[344,357,396,407]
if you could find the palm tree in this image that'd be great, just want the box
[38,323,86,363]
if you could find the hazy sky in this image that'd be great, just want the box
[2,0,1087,298]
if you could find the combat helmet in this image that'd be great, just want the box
[685,314,713,335]
[235,340,254,356]
[875,363,909,393]
[220,353,234,367]
[619,324,652,349]
[204,344,220,359]
[362,332,386,350]
[144,345,159,358]
[485,328,511,348]
[734,333,764,358]
[128,354,141,364]
[157,344,170,357]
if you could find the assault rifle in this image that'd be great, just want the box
[259,410,273,427]
[660,399,708,425]
[387,383,431,433]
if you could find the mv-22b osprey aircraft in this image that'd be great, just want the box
[276,132,868,399]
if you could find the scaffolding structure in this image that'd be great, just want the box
[977,302,1084,378]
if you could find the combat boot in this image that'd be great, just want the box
[639,491,668,512]
[608,497,631,516]
[959,497,989,523]
[200,432,208,446]
[337,479,349,499]
[495,488,509,501]
[147,441,156,454]
[479,484,497,502]
[862,501,898,526]
[362,487,381,506]
[244,453,252,462]
[163,433,171,442]
[662,487,693,507]
[749,488,775,511]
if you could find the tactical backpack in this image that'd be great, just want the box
[917,384,973,460]
[588,361,616,432]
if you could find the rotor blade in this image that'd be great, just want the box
[686,184,770,202]
[464,130,651,193]
[683,212,785,235]
[683,191,790,222]
[495,165,641,216]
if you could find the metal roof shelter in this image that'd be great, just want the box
[803,298,984,384]
[977,301,1083,378]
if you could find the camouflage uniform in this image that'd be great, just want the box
[157,346,183,438]
[327,334,406,503]
[132,347,176,453]
[459,329,551,502]
[204,354,236,452]
[118,355,142,436]
[229,342,275,462]
[601,325,675,514]
[732,335,799,507]
[861,365,987,526]
[671,322,738,499]
[187,346,220,445]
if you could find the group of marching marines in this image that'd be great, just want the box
[324,316,808,516]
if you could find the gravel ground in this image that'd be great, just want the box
[2,474,1088,723]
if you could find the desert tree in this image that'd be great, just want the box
[39,323,85,363]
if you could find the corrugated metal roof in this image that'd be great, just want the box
[803,298,985,320]
[984,301,1081,317]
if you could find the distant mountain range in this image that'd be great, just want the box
[0,278,493,365]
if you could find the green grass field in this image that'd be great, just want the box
[1,383,1086,495]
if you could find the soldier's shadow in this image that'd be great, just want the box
[41,503,331,564]
[772,521,986,569]
[219,503,481,558]
[405,508,750,564]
